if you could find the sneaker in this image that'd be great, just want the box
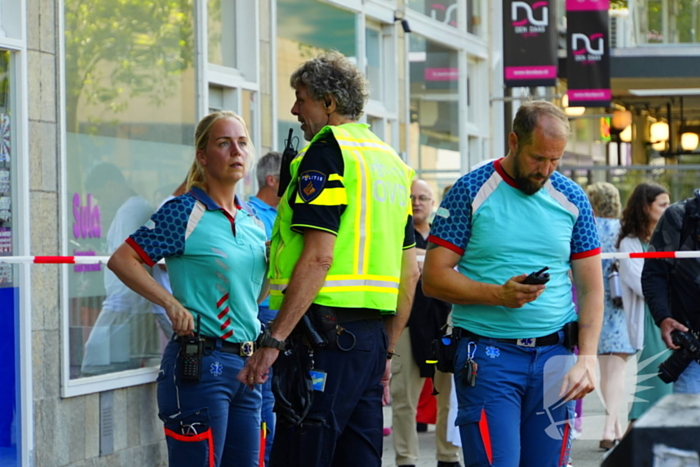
[437,462,461,467]
[383,427,392,436]
[416,422,428,433]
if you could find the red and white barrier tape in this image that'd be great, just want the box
[600,251,700,260]
[2,251,700,264]
[0,256,111,264]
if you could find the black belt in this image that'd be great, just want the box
[316,305,383,324]
[175,335,256,356]
[453,327,561,347]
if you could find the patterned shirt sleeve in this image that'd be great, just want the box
[427,177,471,256]
[126,196,191,267]
[569,186,602,259]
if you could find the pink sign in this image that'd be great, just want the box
[0,227,10,253]
[566,0,609,11]
[73,193,101,239]
[425,68,459,81]
[569,89,612,101]
[505,66,557,80]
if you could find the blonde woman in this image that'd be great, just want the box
[586,182,635,450]
[108,111,268,467]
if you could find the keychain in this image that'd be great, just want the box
[465,341,478,387]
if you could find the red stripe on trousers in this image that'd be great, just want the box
[558,422,571,466]
[478,408,493,465]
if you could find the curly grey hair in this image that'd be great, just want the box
[290,51,369,120]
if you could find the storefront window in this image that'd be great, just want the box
[208,0,236,67]
[366,27,382,101]
[0,48,18,467]
[409,35,460,184]
[408,0,459,29]
[467,0,483,36]
[276,0,356,147]
[64,0,196,381]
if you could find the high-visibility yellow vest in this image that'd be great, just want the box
[269,123,414,313]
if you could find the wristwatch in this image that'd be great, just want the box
[259,330,286,351]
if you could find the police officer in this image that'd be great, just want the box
[238,51,419,467]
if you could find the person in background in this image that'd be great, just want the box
[424,101,603,466]
[586,182,635,450]
[108,111,268,467]
[247,150,282,466]
[391,179,461,467]
[81,162,155,375]
[643,188,700,394]
[618,182,671,425]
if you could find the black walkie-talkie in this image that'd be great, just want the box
[181,315,203,382]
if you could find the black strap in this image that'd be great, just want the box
[277,129,299,197]
[678,195,700,251]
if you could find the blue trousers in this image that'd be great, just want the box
[157,338,262,467]
[454,332,575,467]
[675,361,700,394]
[258,305,278,466]
[270,319,387,467]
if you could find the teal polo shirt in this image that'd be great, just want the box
[127,187,267,343]
[429,159,601,339]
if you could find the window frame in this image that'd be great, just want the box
[0,4,33,459]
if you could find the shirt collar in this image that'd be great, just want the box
[249,196,277,212]
[189,186,242,211]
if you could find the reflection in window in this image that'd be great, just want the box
[366,27,382,101]
[408,0,459,28]
[64,0,196,379]
[276,0,357,147]
[209,0,237,67]
[467,0,482,36]
[409,36,460,176]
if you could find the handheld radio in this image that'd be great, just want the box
[180,315,203,382]
[522,266,550,285]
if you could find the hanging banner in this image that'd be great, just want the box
[566,0,611,107]
[503,0,558,87]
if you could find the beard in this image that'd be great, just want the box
[513,150,549,195]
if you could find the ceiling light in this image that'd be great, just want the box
[650,121,669,142]
[620,125,632,142]
[681,132,699,151]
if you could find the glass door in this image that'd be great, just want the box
[0,48,20,467]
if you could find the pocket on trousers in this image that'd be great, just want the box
[160,407,214,467]
[456,404,493,466]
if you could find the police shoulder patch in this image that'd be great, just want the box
[298,170,327,203]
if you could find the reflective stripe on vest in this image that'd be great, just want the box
[268,123,413,312]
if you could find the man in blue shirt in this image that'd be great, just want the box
[247,150,281,465]
[423,101,603,467]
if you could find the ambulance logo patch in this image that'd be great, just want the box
[298,170,326,203]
